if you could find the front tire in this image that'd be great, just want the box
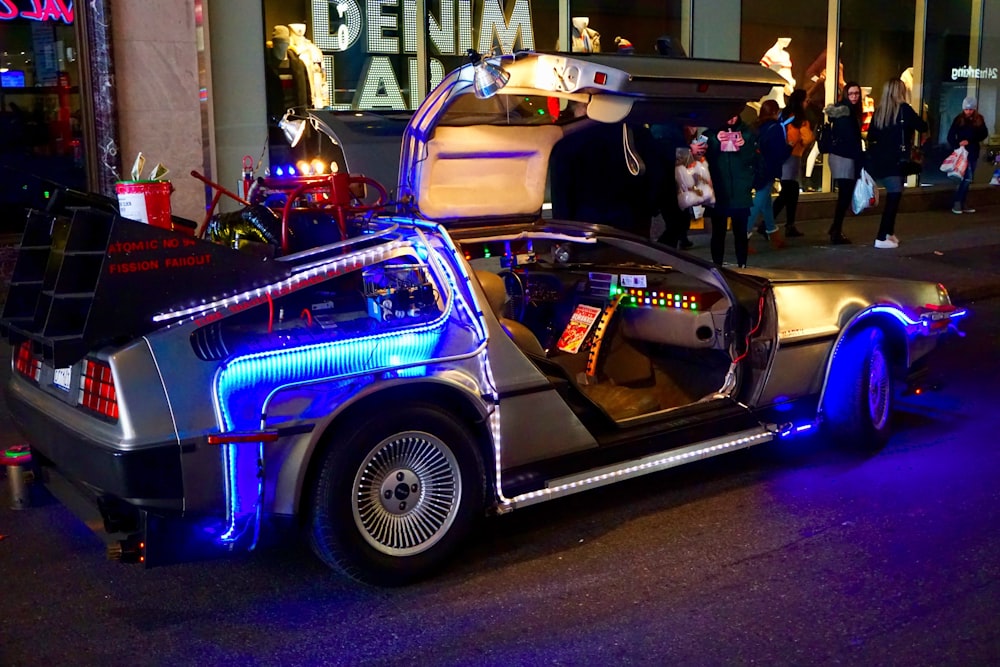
[309,405,485,585]
[824,326,893,449]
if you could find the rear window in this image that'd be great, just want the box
[438,93,588,127]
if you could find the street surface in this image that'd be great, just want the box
[0,303,998,665]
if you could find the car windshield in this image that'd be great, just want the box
[437,93,589,127]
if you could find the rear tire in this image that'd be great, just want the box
[824,326,893,449]
[309,404,485,585]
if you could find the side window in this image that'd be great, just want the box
[212,250,444,354]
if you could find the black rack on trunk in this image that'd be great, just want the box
[1,208,291,368]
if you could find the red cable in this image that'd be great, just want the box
[266,292,274,333]
[732,292,766,364]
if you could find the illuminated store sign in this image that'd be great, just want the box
[311,0,534,110]
[951,65,999,81]
[0,0,73,22]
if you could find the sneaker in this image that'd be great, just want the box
[963,208,976,214]
[874,238,899,249]
[680,238,694,250]
[785,226,804,238]
[888,234,899,244]
[952,207,963,214]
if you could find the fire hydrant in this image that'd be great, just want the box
[2,445,32,510]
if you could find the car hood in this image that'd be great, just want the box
[396,52,786,228]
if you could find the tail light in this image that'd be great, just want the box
[81,359,119,420]
[14,342,41,382]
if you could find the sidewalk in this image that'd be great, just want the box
[684,203,1000,305]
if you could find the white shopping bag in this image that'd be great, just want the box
[940,146,969,180]
[852,169,879,215]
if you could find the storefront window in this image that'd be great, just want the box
[0,4,83,230]
[565,1,682,55]
[741,0,828,191]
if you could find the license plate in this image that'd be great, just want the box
[53,367,72,391]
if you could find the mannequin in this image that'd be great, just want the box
[288,22,329,109]
[803,48,845,108]
[759,37,795,108]
[265,25,309,122]
[571,17,600,53]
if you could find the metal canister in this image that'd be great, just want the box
[2,445,32,510]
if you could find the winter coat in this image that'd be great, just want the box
[753,119,792,189]
[865,103,928,179]
[822,99,863,162]
[706,119,758,210]
[786,120,814,157]
[947,114,989,165]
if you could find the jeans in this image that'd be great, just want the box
[954,162,976,209]
[749,184,777,234]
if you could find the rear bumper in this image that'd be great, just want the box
[6,377,184,511]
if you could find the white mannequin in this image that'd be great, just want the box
[759,37,795,108]
[571,17,600,53]
[288,22,329,108]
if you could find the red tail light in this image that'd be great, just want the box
[81,359,119,420]
[14,342,41,382]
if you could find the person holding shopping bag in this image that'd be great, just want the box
[864,78,928,249]
[947,96,988,214]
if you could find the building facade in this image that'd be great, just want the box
[9,0,999,223]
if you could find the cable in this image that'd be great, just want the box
[732,291,766,364]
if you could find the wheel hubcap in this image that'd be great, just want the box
[353,431,460,556]
[867,346,890,430]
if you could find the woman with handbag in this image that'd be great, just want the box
[865,78,928,249]
[823,82,864,244]
[947,96,988,214]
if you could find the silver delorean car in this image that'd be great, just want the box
[2,52,966,584]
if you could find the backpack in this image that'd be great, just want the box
[816,121,834,154]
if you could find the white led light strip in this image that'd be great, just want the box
[502,427,776,510]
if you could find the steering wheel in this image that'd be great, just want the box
[498,270,525,321]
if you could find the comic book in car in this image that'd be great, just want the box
[556,304,602,353]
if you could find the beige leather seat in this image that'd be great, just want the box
[476,270,546,356]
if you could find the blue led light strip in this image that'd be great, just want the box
[212,230,470,544]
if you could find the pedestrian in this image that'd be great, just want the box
[705,113,757,267]
[652,123,704,249]
[865,78,928,248]
[947,96,988,214]
[823,81,865,244]
[771,89,814,237]
[749,100,790,248]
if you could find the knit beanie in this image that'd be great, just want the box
[963,96,977,110]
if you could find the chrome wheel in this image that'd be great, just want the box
[353,431,461,557]
[867,344,890,431]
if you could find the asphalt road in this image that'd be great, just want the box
[0,288,997,665]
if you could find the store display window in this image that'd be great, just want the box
[0,10,84,231]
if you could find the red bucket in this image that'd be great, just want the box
[116,180,173,230]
